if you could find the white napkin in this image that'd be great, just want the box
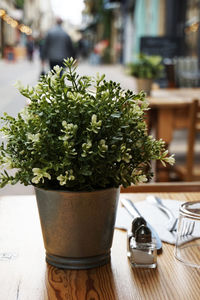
[115,195,183,244]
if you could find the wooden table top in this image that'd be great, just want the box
[148,87,200,107]
[151,87,200,99]
[1,192,200,300]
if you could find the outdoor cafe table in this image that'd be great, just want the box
[1,192,200,300]
[147,88,200,181]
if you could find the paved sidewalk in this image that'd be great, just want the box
[0,57,41,116]
[78,62,137,91]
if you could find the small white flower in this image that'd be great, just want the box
[57,174,66,185]
[131,169,142,177]
[82,140,92,149]
[20,107,33,122]
[137,175,148,183]
[98,139,108,152]
[122,153,132,163]
[0,156,13,169]
[89,114,102,133]
[62,120,67,127]
[119,90,126,97]
[60,122,78,141]
[47,70,53,78]
[14,80,23,90]
[27,133,40,143]
[91,114,97,124]
[53,65,62,74]
[51,74,57,85]
[32,168,51,184]
[81,140,92,157]
[57,170,75,186]
[34,83,43,93]
[163,154,175,166]
[28,86,33,93]
[67,91,73,98]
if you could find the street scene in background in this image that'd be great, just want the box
[0,0,200,196]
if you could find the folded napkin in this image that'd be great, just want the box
[115,195,183,244]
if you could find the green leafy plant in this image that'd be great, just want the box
[127,54,164,79]
[0,58,174,191]
[15,0,24,9]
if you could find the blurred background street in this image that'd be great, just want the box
[0,0,200,194]
[0,54,137,117]
[0,56,39,116]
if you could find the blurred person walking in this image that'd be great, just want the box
[26,35,34,62]
[41,17,76,70]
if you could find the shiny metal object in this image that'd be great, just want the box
[120,198,162,251]
[146,195,178,232]
[35,187,120,269]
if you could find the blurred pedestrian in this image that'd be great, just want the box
[37,35,45,61]
[37,35,46,77]
[26,35,34,62]
[78,37,89,60]
[42,17,76,70]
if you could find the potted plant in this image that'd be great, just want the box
[127,54,164,95]
[0,58,174,269]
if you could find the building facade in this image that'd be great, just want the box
[0,0,20,57]
[23,0,54,37]
[0,0,54,59]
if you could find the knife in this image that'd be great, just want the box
[146,195,178,232]
[120,198,162,252]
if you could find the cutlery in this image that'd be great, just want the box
[120,198,162,252]
[177,220,195,246]
[146,195,178,232]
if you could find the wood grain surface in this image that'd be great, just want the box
[1,193,200,300]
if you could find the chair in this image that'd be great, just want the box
[173,99,200,181]
[120,182,200,193]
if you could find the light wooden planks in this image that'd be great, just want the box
[1,193,200,299]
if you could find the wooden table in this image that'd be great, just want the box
[1,192,200,300]
[150,87,200,100]
[147,88,200,181]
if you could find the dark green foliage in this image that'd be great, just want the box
[15,0,24,9]
[127,54,164,79]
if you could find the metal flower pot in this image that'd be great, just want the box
[136,78,153,96]
[34,187,120,269]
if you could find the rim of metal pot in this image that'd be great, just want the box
[34,185,120,194]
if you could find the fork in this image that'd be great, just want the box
[176,220,195,246]
[180,220,195,237]
[146,195,178,232]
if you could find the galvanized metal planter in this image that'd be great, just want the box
[136,78,153,96]
[34,187,120,269]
